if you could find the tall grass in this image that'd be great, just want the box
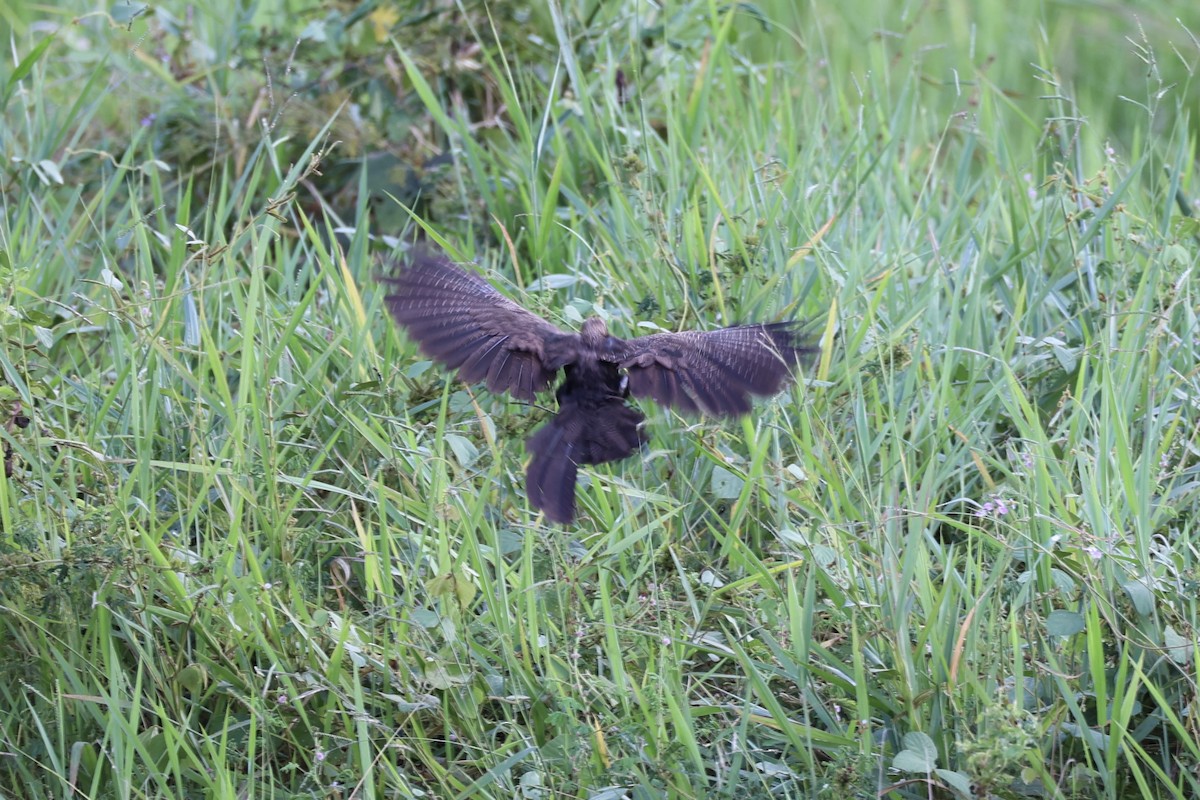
[2,1,1199,797]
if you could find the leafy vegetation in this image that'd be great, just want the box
[2,0,1199,797]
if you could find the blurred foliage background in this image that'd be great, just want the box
[2,0,1199,798]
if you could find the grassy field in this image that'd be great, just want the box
[2,0,1199,797]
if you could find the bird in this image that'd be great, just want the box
[379,249,815,524]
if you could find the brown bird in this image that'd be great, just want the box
[380,250,814,523]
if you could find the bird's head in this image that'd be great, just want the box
[581,316,610,347]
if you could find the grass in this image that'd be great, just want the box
[2,0,1199,797]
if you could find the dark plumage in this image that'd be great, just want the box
[380,250,815,523]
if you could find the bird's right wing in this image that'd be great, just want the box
[380,251,573,402]
[607,323,813,417]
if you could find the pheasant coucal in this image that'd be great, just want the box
[380,250,814,523]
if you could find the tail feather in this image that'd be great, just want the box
[525,427,579,524]
[525,402,645,523]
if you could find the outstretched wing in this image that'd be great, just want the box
[607,322,813,416]
[380,250,574,402]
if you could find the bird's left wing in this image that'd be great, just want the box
[605,322,814,416]
[380,251,574,402]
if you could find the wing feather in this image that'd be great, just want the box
[406,323,484,354]
[380,250,574,401]
[608,322,814,416]
[457,336,510,381]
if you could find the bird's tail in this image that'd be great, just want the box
[525,401,645,523]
